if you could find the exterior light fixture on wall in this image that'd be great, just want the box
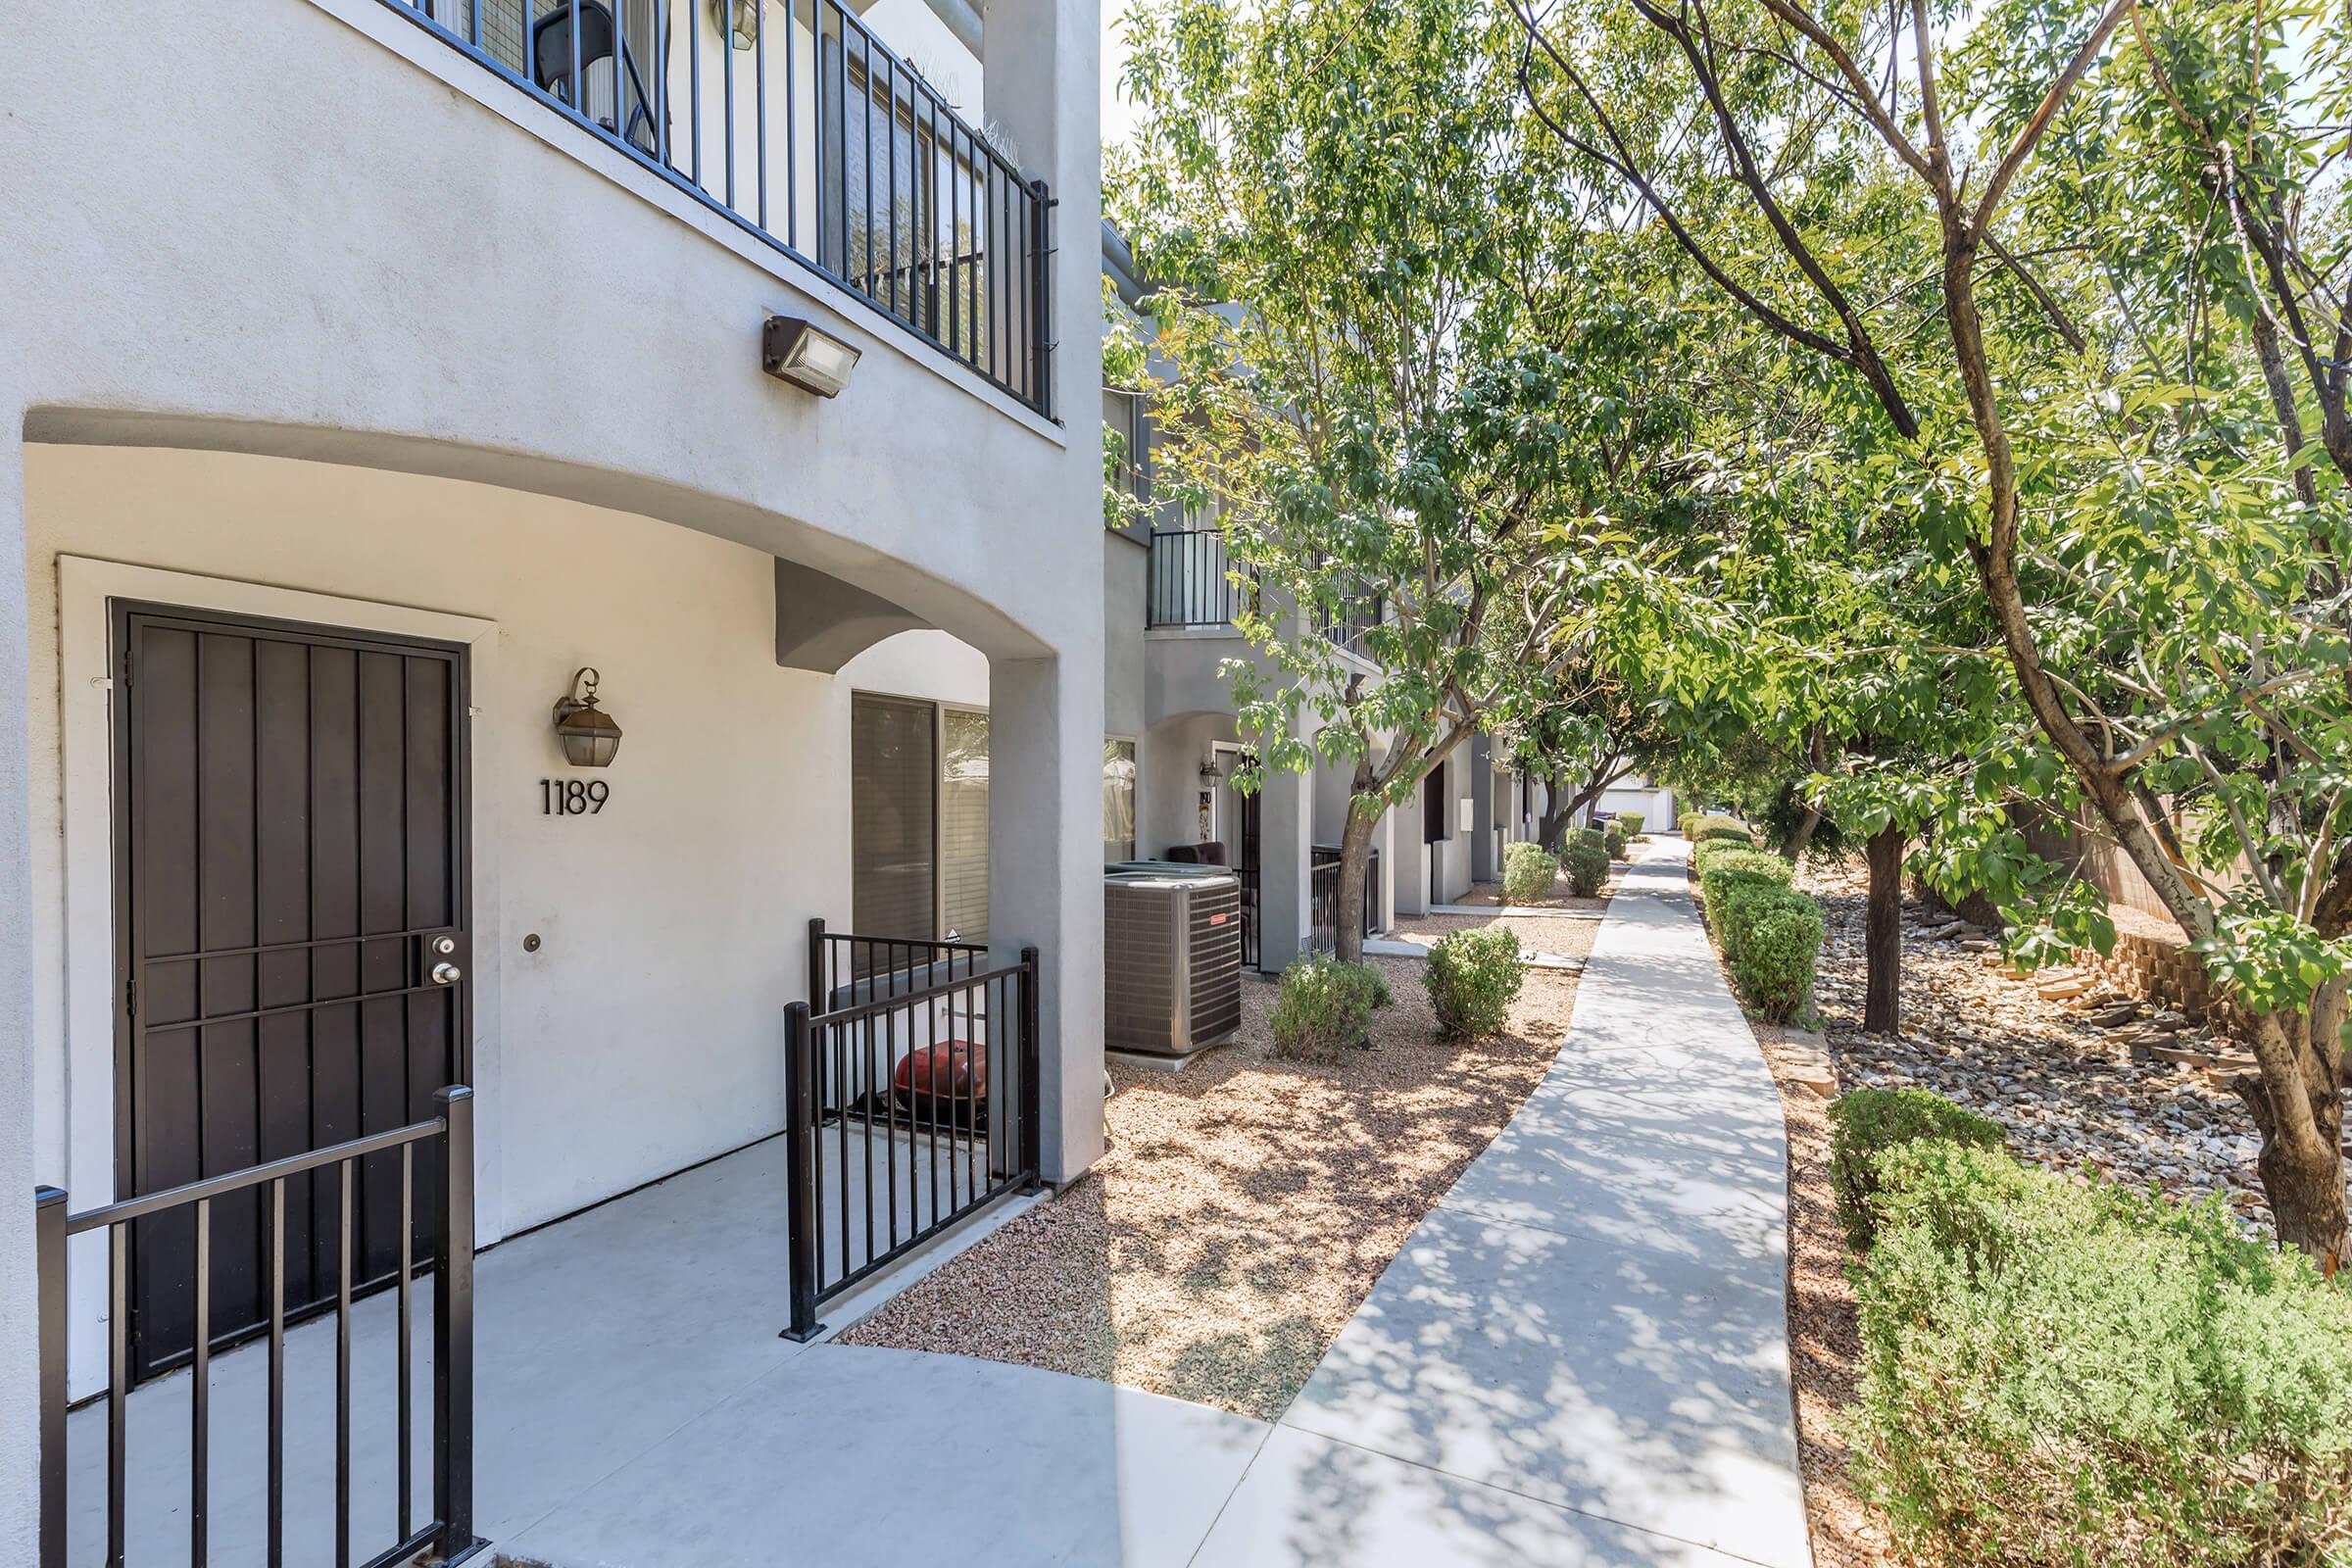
[762,315,860,398]
[1199,756,1224,785]
[712,0,759,50]
[553,666,623,767]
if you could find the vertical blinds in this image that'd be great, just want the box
[942,708,989,945]
[852,695,936,942]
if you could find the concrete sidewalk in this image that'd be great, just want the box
[1196,836,1810,1568]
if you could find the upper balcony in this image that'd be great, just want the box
[382,0,1054,414]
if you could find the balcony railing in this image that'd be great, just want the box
[1317,592,1385,660]
[383,0,1054,414]
[1149,529,1251,627]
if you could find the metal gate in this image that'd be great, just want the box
[112,602,470,1382]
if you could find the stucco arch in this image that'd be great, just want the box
[24,410,1053,664]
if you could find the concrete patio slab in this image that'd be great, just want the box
[497,1346,1269,1568]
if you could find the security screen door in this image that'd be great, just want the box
[113,602,469,1381]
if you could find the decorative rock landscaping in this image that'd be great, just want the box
[1799,863,2288,1233]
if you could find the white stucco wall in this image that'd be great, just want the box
[22,448,1012,1396]
[0,0,1102,1517]
[22,446,1014,1237]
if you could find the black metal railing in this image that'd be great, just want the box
[1317,592,1385,659]
[1234,864,1261,969]
[36,1090,480,1568]
[1307,845,1383,956]
[783,947,1040,1339]
[808,917,988,1004]
[1148,530,1252,627]
[382,0,1055,414]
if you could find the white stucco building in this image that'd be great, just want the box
[1,0,1103,1556]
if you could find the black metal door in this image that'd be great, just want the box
[113,603,470,1382]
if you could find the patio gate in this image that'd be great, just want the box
[782,930,1041,1339]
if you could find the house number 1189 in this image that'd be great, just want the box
[541,779,610,815]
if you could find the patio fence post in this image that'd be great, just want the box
[36,1185,67,1568]
[1028,180,1054,416]
[807,916,826,1010]
[1018,946,1042,1193]
[781,1002,825,1341]
[432,1086,479,1559]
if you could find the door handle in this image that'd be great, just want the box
[431,961,464,987]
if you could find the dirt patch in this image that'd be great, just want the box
[837,955,1581,1419]
[1751,1021,1895,1568]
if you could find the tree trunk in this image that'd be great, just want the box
[1332,805,1380,966]
[2233,988,2348,1275]
[1783,728,1828,861]
[1863,823,1903,1036]
[1941,218,2348,1266]
[1538,775,1574,853]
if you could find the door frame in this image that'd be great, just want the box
[53,558,503,1397]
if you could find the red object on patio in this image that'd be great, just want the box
[894,1040,987,1108]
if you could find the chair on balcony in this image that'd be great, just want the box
[532,0,661,156]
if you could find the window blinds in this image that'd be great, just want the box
[852,695,936,942]
[941,708,989,945]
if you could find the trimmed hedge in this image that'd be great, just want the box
[1426,926,1526,1039]
[1725,889,1823,1022]
[1828,1087,2006,1250]
[1617,810,1644,839]
[1502,842,1558,904]
[1682,811,1748,841]
[1693,847,1819,1022]
[1564,840,1609,897]
[1694,842,1790,888]
[1603,822,1628,859]
[1850,1138,2352,1567]
[1269,957,1393,1064]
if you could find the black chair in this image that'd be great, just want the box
[532,1,660,155]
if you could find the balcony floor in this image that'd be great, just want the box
[64,1132,1272,1567]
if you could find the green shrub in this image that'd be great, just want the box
[1849,1143,2352,1568]
[1269,957,1394,1064]
[1569,825,1605,849]
[1694,824,1755,849]
[1697,850,1794,953]
[1682,811,1747,841]
[1726,891,1823,1022]
[1617,811,1644,839]
[1501,842,1558,904]
[1603,823,1628,859]
[1425,926,1526,1039]
[1828,1088,2007,1250]
[1563,840,1609,897]
[1693,842,1789,888]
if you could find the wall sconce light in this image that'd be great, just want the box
[553,666,623,767]
[762,315,861,398]
[712,0,759,50]
[1199,756,1224,786]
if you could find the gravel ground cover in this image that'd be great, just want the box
[1385,907,1603,961]
[838,924,1593,1419]
[1796,861,2285,1229]
[1446,865,1611,910]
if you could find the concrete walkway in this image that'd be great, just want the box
[77,841,1805,1568]
[1191,837,1809,1568]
